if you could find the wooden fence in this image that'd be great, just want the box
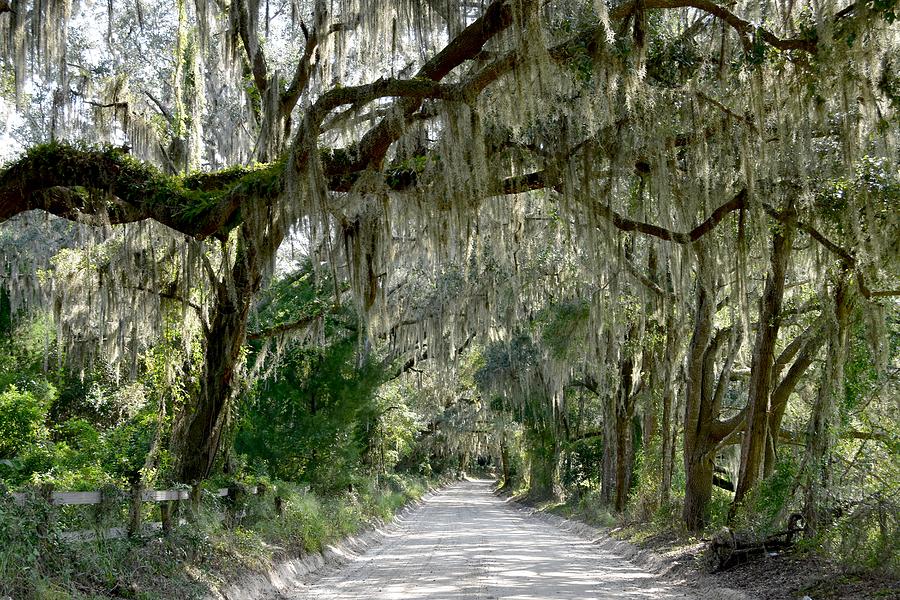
[4,483,277,541]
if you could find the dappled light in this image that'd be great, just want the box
[291,481,691,599]
[0,0,897,597]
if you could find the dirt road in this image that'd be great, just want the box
[282,480,695,599]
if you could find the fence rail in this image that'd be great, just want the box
[4,483,269,542]
[8,486,259,506]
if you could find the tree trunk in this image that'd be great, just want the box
[660,306,678,506]
[601,391,617,505]
[803,275,853,536]
[683,440,715,531]
[173,217,276,484]
[460,449,471,477]
[500,436,512,489]
[682,243,716,531]
[763,324,824,476]
[642,246,661,450]
[681,242,743,531]
[527,427,560,500]
[615,322,638,512]
[733,208,796,510]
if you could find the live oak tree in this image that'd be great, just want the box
[1,0,898,533]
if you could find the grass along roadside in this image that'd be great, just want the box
[0,473,442,599]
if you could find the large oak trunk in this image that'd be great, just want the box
[682,243,716,530]
[802,275,853,536]
[173,213,281,484]
[733,209,796,509]
[681,242,743,531]
[660,307,678,506]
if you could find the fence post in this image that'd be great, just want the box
[127,480,143,538]
[36,483,53,539]
[171,487,184,530]
[225,483,247,528]
[35,483,54,562]
[95,485,118,533]
[188,483,202,521]
[160,498,173,534]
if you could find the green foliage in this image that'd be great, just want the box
[525,426,560,500]
[540,300,590,361]
[0,488,51,599]
[0,302,182,490]
[235,261,393,492]
[551,488,617,529]
[236,331,383,489]
[827,495,899,573]
[731,458,799,536]
[563,436,603,492]
[646,24,702,86]
[0,473,431,599]
[626,437,664,521]
[475,334,541,400]
[0,386,50,458]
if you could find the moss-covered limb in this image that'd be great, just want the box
[334,0,519,173]
[0,143,283,239]
[310,79,453,123]
[313,0,821,186]
[290,75,466,178]
[232,0,270,96]
[280,16,353,118]
[610,0,817,52]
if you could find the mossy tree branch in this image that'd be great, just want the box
[610,0,818,52]
[0,144,284,239]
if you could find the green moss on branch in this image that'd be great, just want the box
[0,143,285,239]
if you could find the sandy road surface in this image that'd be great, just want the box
[283,480,695,599]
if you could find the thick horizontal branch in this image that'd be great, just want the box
[316,0,825,186]
[342,0,519,172]
[294,78,462,169]
[0,144,282,239]
[568,429,603,442]
[762,202,899,301]
[310,78,454,120]
[600,189,748,244]
[610,0,817,52]
[498,169,748,244]
[247,312,323,341]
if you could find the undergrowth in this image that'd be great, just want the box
[0,474,435,599]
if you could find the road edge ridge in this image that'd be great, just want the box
[503,496,757,600]
[205,483,447,600]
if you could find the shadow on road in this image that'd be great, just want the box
[290,480,692,599]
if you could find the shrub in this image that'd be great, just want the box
[0,385,49,458]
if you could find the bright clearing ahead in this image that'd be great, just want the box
[284,481,694,600]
